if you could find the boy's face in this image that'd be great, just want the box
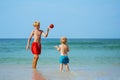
[34,25,40,29]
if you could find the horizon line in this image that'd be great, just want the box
[0,37,120,39]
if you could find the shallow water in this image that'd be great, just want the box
[0,39,120,80]
[0,65,120,80]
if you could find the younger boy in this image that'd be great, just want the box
[54,37,70,72]
[26,21,51,69]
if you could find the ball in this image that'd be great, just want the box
[49,24,54,28]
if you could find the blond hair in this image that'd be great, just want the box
[33,21,40,27]
[60,37,67,44]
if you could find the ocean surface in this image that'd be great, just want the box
[0,38,120,80]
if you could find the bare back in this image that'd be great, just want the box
[59,44,69,56]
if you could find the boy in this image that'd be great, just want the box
[26,21,51,69]
[54,37,70,72]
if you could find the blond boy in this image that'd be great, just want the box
[54,37,70,72]
[26,21,51,69]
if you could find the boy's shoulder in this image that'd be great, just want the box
[32,29,43,32]
[31,30,35,34]
[60,44,68,47]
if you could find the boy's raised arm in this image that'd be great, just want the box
[42,27,50,38]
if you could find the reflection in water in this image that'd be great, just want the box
[32,69,46,80]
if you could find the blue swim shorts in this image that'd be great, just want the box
[59,56,69,64]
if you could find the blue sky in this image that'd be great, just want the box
[0,0,120,38]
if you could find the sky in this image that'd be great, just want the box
[0,0,120,39]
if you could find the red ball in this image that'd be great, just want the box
[49,24,54,28]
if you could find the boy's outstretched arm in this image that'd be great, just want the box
[54,46,60,51]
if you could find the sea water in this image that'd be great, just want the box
[0,38,120,80]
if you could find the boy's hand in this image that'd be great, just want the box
[48,27,51,30]
[26,45,30,51]
[54,46,60,51]
[54,46,58,49]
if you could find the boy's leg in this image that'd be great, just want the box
[60,64,63,72]
[32,54,39,69]
[65,64,70,72]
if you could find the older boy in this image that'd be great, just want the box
[26,21,51,69]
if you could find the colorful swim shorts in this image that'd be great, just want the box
[59,56,69,64]
[31,42,41,55]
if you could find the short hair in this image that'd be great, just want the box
[33,21,40,27]
[60,37,67,44]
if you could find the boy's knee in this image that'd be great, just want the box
[34,55,39,59]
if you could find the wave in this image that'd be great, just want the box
[42,39,120,50]
[0,39,120,50]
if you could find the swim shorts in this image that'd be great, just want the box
[59,56,69,64]
[31,42,41,55]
